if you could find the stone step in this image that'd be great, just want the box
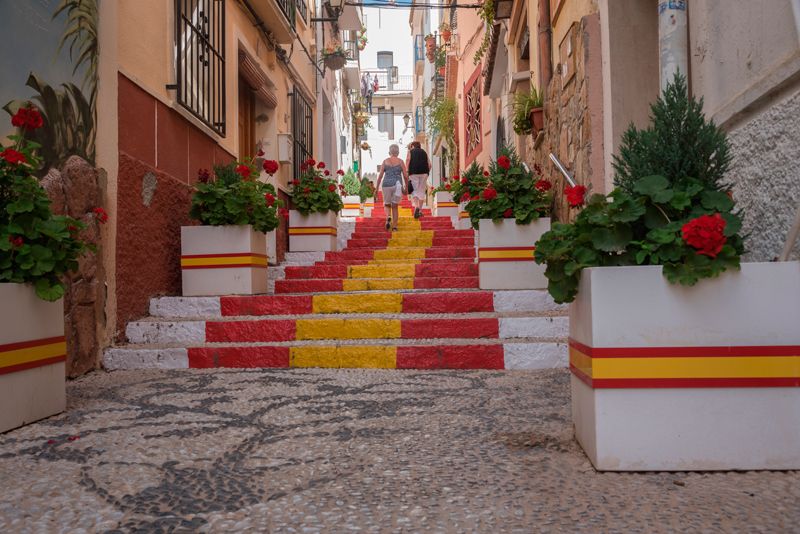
[149,290,565,318]
[274,276,479,293]
[283,262,478,280]
[349,229,474,239]
[103,340,568,371]
[346,236,475,249]
[312,257,477,266]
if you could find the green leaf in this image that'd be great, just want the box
[34,278,65,302]
[720,212,742,237]
[633,175,674,203]
[701,190,734,212]
[643,205,669,229]
[669,191,691,210]
[590,225,633,252]
[646,226,678,244]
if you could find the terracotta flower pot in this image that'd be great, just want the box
[441,29,452,43]
[530,107,544,134]
[438,66,446,76]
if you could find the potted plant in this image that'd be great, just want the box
[0,105,99,432]
[433,177,459,220]
[535,74,800,471]
[358,177,376,217]
[509,87,544,136]
[435,46,447,77]
[439,22,452,43]
[320,41,348,70]
[463,148,552,289]
[288,158,343,251]
[340,168,362,217]
[185,160,282,296]
[424,34,436,62]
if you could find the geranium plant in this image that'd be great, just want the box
[289,158,343,215]
[462,147,552,229]
[189,160,283,233]
[1,105,97,301]
[534,74,744,303]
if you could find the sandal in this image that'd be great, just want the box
[385,217,391,230]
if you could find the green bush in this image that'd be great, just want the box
[341,169,361,196]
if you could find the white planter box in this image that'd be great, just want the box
[570,262,800,471]
[0,284,66,433]
[362,198,374,218]
[181,225,268,296]
[478,218,550,290]
[434,192,458,218]
[289,210,338,252]
[265,230,277,265]
[457,203,472,230]
[341,195,361,217]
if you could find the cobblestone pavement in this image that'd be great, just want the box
[1,369,798,533]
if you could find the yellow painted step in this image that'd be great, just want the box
[312,293,403,313]
[295,318,401,340]
[342,278,415,291]
[348,263,416,279]
[373,248,428,260]
[290,346,396,368]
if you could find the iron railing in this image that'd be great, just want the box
[296,0,308,23]
[361,69,413,91]
[292,90,313,178]
[175,0,226,136]
[275,0,296,28]
[343,40,359,61]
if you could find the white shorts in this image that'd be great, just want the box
[409,174,428,201]
[382,183,403,205]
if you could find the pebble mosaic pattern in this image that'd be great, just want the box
[1,369,799,532]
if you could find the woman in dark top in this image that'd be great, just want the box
[405,141,431,219]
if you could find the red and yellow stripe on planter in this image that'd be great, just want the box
[289,210,338,252]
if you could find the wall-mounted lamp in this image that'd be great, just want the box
[402,113,411,129]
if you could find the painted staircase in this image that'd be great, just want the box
[104,195,568,370]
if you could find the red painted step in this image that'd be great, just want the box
[349,229,474,238]
[283,262,477,280]
[274,276,479,294]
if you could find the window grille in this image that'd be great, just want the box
[414,35,424,63]
[296,0,308,22]
[276,0,296,28]
[464,72,482,162]
[292,90,313,178]
[175,0,226,136]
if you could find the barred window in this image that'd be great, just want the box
[175,0,226,136]
[464,69,482,163]
[292,90,313,178]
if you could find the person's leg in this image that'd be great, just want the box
[382,187,392,229]
[391,202,400,230]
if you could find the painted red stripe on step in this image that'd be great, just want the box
[413,277,479,289]
[220,295,313,316]
[415,263,477,277]
[401,318,499,339]
[189,346,290,368]
[401,292,494,313]
[396,345,505,369]
[206,320,296,342]
[274,279,344,294]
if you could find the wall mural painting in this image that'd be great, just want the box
[1,0,97,175]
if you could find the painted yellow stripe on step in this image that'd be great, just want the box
[348,264,417,278]
[295,318,401,340]
[373,248,427,260]
[342,278,415,291]
[290,346,397,368]
[367,258,422,266]
[312,293,402,313]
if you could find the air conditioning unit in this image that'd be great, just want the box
[277,133,293,163]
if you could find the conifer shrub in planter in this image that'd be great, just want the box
[1,106,100,431]
[358,177,375,217]
[340,168,361,217]
[184,160,282,296]
[463,148,553,289]
[535,74,800,471]
[289,158,343,252]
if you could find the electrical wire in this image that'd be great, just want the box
[345,1,482,8]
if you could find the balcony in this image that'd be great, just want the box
[362,69,413,92]
[251,0,296,44]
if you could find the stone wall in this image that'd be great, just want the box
[527,13,603,222]
[726,88,800,261]
[42,157,105,377]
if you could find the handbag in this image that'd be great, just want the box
[407,179,414,195]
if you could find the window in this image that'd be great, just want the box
[464,67,483,163]
[296,0,308,23]
[175,0,226,135]
[292,90,313,178]
[378,107,394,139]
[377,52,394,69]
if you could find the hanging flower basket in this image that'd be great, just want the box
[323,52,347,71]
[425,35,436,62]
[529,107,544,135]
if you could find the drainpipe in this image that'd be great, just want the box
[537,0,552,91]
[658,0,688,89]
[315,3,324,160]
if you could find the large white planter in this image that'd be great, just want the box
[477,218,550,290]
[0,284,66,433]
[457,203,472,230]
[289,210,338,252]
[181,225,268,296]
[434,192,458,219]
[362,198,374,218]
[341,195,361,217]
[570,262,800,471]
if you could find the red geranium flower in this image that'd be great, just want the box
[262,159,279,175]
[503,208,514,218]
[564,185,587,208]
[483,170,489,177]
[328,184,336,192]
[337,169,345,176]
[292,179,300,186]
[314,176,322,183]
[8,235,23,248]
[453,175,460,182]
[461,192,471,202]
[11,105,43,131]
[461,176,468,184]
[197,168,211,183]
[306,158,316,167]
[303,187,311,194]
[257,148,265,157]
[317,161,325,169]
[481,187,498,201]
[324,170,330,176]
[300,163,308,171]
[535,179,552,192]
[93,207,109,224]
[264,193,276,207]
[497,155,511,170]
[279,207,289,219]
[235,164,251,179]
[470,195,480,201]
[681,213,727,258]
[444,183,451,190]
[1,148,26,165]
